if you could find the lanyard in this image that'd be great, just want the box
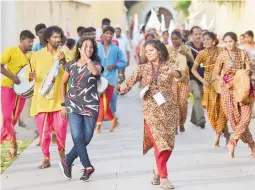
[151,62,161,86]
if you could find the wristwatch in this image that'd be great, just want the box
[61,103,65,107]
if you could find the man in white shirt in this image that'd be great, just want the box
[114,26,131,82]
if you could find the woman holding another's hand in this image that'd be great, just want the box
[120,40,184,189]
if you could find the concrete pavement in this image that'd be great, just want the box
[1,62,255,190]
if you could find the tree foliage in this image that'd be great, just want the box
[206,0,245,10]
[174,0,192,18]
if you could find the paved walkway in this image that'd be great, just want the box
[1,62,255,190]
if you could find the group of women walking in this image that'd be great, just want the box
[119,29,255,189]
[57,26,254,189]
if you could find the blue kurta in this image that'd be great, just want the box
[97,42,127,87]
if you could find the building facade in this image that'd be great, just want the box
[1,0,127,53]
[188,0,255,35]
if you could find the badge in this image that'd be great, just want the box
[153,92,166,106]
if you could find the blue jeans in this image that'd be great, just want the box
[110,88,118,113]
[66,112,97,168]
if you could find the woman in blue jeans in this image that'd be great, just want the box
[59,37,103,181]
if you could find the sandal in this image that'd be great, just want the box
[160,179,174,189]
[151,169,160,185]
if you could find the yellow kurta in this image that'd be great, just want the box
[1,46,32,88]
[194,47,227,134]
[28,47,71,116]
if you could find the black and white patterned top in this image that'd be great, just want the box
[65,61,103,117]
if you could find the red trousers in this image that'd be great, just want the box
[35,111,68,159]
[1,88,26,143]
[145,121,172,178]
[97,84,115,124]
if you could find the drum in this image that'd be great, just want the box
[210,69,221,94]
[97,76,108,94]
[13,65,34,98]
[39,58,61,99]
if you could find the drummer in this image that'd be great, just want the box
[1,30,35,157]
[28,26,71,169]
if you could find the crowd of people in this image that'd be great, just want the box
[1,16,255,189]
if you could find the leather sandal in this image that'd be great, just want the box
[151,169,160,185]
[160,179,174,189]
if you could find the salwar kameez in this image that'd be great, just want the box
[121,61,184,178]
[194,47,228,135]
[177,81,189,126]
[215,48,255,148]
[145,121,172,178]
[167,45,191,127]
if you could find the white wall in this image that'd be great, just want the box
[1,0,17,53]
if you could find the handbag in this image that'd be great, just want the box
[233,51,251,104]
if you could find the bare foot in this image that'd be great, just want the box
[8,142,18,158]
[38,159,51,169]
[227,143,235,158]
[109,120,119,132]
[250,147,255,158]
[226,137,230,146]
[214,134,220,148]
[59,151,66,161]
[95,125,101,134]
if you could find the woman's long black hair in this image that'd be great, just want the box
[75,37,100,63]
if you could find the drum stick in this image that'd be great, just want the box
[190,46,199,54]
[28,60,33,72]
